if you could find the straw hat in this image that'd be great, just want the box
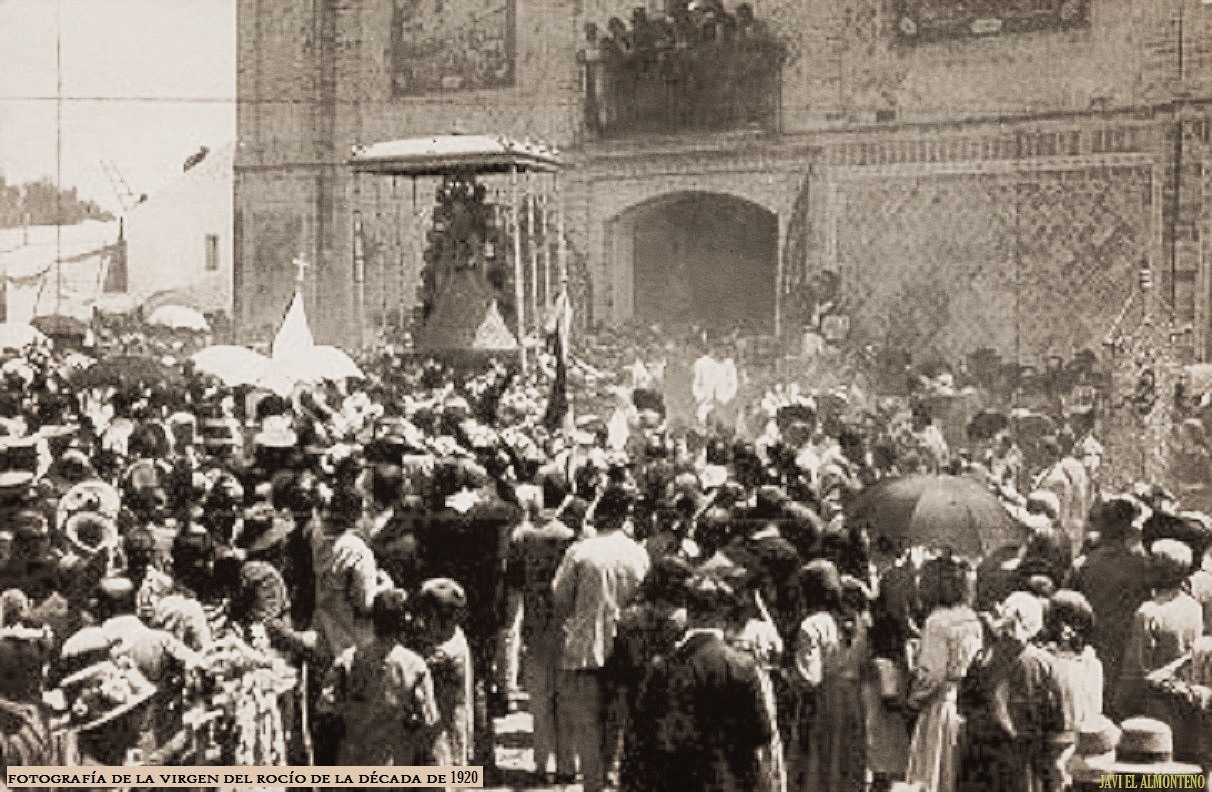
[1068,714,1120,783]
[254,415,297,449]
[0,471,35,502]
[1086,717,1201,776]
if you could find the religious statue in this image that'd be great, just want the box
[414,175,516,349]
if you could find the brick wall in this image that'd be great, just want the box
[235,0,1212,353]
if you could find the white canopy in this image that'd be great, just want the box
[350,134,561,177]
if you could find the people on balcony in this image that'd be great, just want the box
[599,2,767,61]
[585,1,782,135]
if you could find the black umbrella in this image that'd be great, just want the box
[967,410,1009,441]
[846,474,1021,557]
[31,314,88,338]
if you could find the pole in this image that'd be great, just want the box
[527,172,539,333]
[300,661,315,770]
[353,209,366,348]
[511,166,528,372]
[555,173,568,286]
[408,177,418,333]
[541,190,553,310]
[54,0,63,314]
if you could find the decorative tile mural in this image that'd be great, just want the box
[892,0,1090,43]
[390,0,515,96]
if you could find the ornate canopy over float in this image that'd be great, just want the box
[349,134,567,369]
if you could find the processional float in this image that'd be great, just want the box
[349,134,567,372]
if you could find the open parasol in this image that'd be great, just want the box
[146,304,210,333]
[276,345,364,383]
[191,345,274,387]
[846,474,1021,557]
[70,355,184,389]
[0,323,46,351]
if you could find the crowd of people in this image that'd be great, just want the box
[582,1,782,136]
[0,325,1210,792]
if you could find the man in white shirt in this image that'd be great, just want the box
[553,485,650,792]
[692,341,739,436]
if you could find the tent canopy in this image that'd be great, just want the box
[349,134,561,177]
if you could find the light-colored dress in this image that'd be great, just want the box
[905,605,984,792]
[792,612,867,792]
[733,616,787,792]
[429,626,474,768]
[1046,645,1103,788]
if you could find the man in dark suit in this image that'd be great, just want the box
[633,571,773,792]
[414,459,520,779]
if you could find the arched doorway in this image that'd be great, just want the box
[610,192,778,333]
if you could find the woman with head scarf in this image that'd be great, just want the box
[904,554,984,792]
[956,591,1065,792]
[789,559,866,792]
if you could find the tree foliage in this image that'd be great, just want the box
[0,175,114,228]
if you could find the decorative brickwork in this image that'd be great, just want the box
[827,158,1156,364]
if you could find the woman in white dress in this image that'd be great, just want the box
[904,554,984,792]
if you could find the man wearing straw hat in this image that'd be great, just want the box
[1082,717,1202,790]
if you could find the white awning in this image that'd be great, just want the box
[349,134,561,177]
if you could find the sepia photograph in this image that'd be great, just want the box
[2,0,1212,789]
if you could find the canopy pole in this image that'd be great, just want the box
[352,209,366,350]
[373,217,384,338]
[555,172,568,287]
[406,177,417,335]
[527,171,539,334]
[541,185,553,310]
[353,170,367,350]
[511,165,528,373]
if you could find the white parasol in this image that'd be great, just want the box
[191,345,275,388]
[147,304,210,332]
[280,345,364,383]
[0,323,46,351]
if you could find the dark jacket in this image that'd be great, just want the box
[632,631,772,792]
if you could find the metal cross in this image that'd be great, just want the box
[292,255,310,288]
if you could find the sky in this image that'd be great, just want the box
[0,0,236,214]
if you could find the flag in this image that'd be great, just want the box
[542,288,573,433]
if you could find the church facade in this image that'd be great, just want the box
[234,0,1212,365]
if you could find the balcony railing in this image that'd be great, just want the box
[582,6,786,139]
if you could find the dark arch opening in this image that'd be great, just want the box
[615,192,778,334]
